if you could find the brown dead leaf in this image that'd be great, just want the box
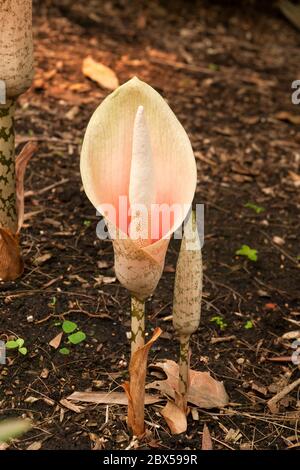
[89,433,107,450]
[82,56,119,90]
[274,111,300,125]
[282,330,300,340]
[60,398,83,413]
[49,332,63,349]
[225,428,242,443]
[147,360,229,408]
[272,236,285,246]
[67,391,161,406]
[288,171,300,187]
[40,368,49,379]
[33,253,52,266]
[26,441,42,451]
[124,328,162,436]
[0,229,23,281]
[202,424,213,450]
[161,400,187,435]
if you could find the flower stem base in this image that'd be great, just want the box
[130,296,145,354]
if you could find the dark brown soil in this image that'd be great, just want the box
[0,0,300,450]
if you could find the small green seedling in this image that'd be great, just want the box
[244,320,254,329]
[83,220,91,228]
[236,245,258,262]
[245,202,265,214]
[208,63,219,71]
[6,338,27,356]
[62,320,77,334]
[59,347,70,355]
[49,296,57,307]
[58,320,86,355]
[210,316,227,330]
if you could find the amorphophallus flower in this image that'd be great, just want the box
[80,77,197,435]
[173,211,202,413]
[0,0,35,281]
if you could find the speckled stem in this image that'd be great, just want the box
[179,334,190,408]
[0,100,17,233]
[131,296,145,355]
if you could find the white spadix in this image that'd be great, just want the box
[129,105,156,246]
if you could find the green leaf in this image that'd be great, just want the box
[236,245,258,262]
[15,338,24,348]
[83,220,91,228]
[6,341,19,349]
[245,202,265,214]
[62,320,77,334]
[59,347,70,355]
[18,347,27,356]
[210,316,227,330]
[50,296,57,306]
[68,331,86,345]
[244,320,254,330]
[208,63,219,71]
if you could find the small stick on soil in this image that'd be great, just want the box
[267,378,300,413]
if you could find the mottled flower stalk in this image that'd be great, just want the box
[173,212,202,412]
[178,334,190,404]
[0,100,17,233]
[130,296,145,354]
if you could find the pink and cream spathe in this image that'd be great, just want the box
[80,77,197,300]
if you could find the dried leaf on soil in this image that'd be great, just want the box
[49,332,63,349]
[82,56,119,90]
[123,327,162,436]
[147,360,229,408]
[274,111,300,125]
[26,441,42,450]
[67,391,162,405]
[60,398,84,413]
[202,424,213,450]
[160,400,187,435]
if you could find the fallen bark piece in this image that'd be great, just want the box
[49,332,63,349]
[147,360,229,408]
[267,377,300,413]
[160,400,187,435]
[202,424,213,450]
[68,391,162,406]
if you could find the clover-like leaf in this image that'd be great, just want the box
[16,338,24,348]
[245,202,265,214]
[236,245,258,262]
[62,320,77,334]
[68,331,86,345]
[19,347,27,356]
[59,347,70,355]
[6,340,19,349]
